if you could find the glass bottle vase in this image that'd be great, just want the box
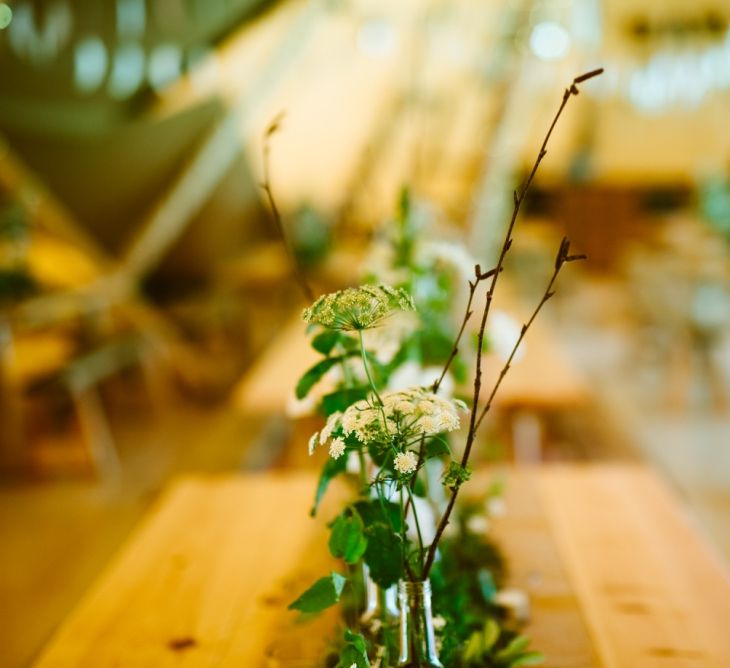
[397,579,443,667]
[361,564,399,628]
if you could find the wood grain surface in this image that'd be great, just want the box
[32,466,730,667]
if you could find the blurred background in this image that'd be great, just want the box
[0,1,729,666]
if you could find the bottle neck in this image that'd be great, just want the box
[398,580,443,667]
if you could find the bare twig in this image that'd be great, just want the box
[473,238,586,433]
[432,264,501,395]
[422,69,601,578]
[260,113,315,302]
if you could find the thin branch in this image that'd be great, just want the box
[431,264,500,395]
[260,113,315,302]
[422,69,601,578]
[473,238,585,434]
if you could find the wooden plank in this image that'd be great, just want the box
[488,469,601,668]
[32,474,346,668]
[540,465,730,668]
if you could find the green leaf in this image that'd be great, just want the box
[340,629,370,667]
[495,636,531,662]
[296,357,340,400]
[321,386,369,415]
[310,455,349,517]
[353,500,402,532]
[411,474,427,498]
[510,651,545,666]
[482,616,500,650]
[329,509,368,564]
[363,522,403,588]
[311,330,342,355]
[462,631,485,662]
[343,629,367,653]
[425,438,451,459]
[288,572,347,613]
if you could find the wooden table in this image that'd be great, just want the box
[32,465,730,667]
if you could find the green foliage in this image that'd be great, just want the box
[425,437,451,459]
[311,330,344,355]
[310,454,349,517]
[339,629,370,667]
[296,355,347,400]
[329,508,368,564]
[321,387,369,415]
[288,572,347,614]
[363,522,403,588]
[463,620,544,667]
[354,500,403,590]
[443,461,472,490]
[353,499,402,531]
[430,504,509,666]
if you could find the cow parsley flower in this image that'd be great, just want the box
[394,451,418,475]
[329,437,346,460]
[308,432,318,456]
[302,284,415,331]
[311,388,465,462]
[340,387,464,444]
[320,411,342,445]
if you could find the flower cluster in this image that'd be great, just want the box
[341,388,465,444]
[302,284,415,331]
[309,388,466,463]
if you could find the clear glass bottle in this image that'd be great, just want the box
[397,579,443,667]
[361,565,399,628]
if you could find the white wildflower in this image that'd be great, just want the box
[434,411,459,432]
[308,432,318,456]
[432,615,447,632]
[329,437,346,460]
[418,415,437,434]
[339,387,461,445]
[394,451,418,475]
[320,411,342,445]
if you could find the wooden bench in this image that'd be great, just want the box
[31,465,730,667]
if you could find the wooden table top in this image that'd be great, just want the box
[32,465,730,667]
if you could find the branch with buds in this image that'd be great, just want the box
[422,68,602,578]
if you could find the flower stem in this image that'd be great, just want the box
[405,484,425,577]
[358,329,384,406]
